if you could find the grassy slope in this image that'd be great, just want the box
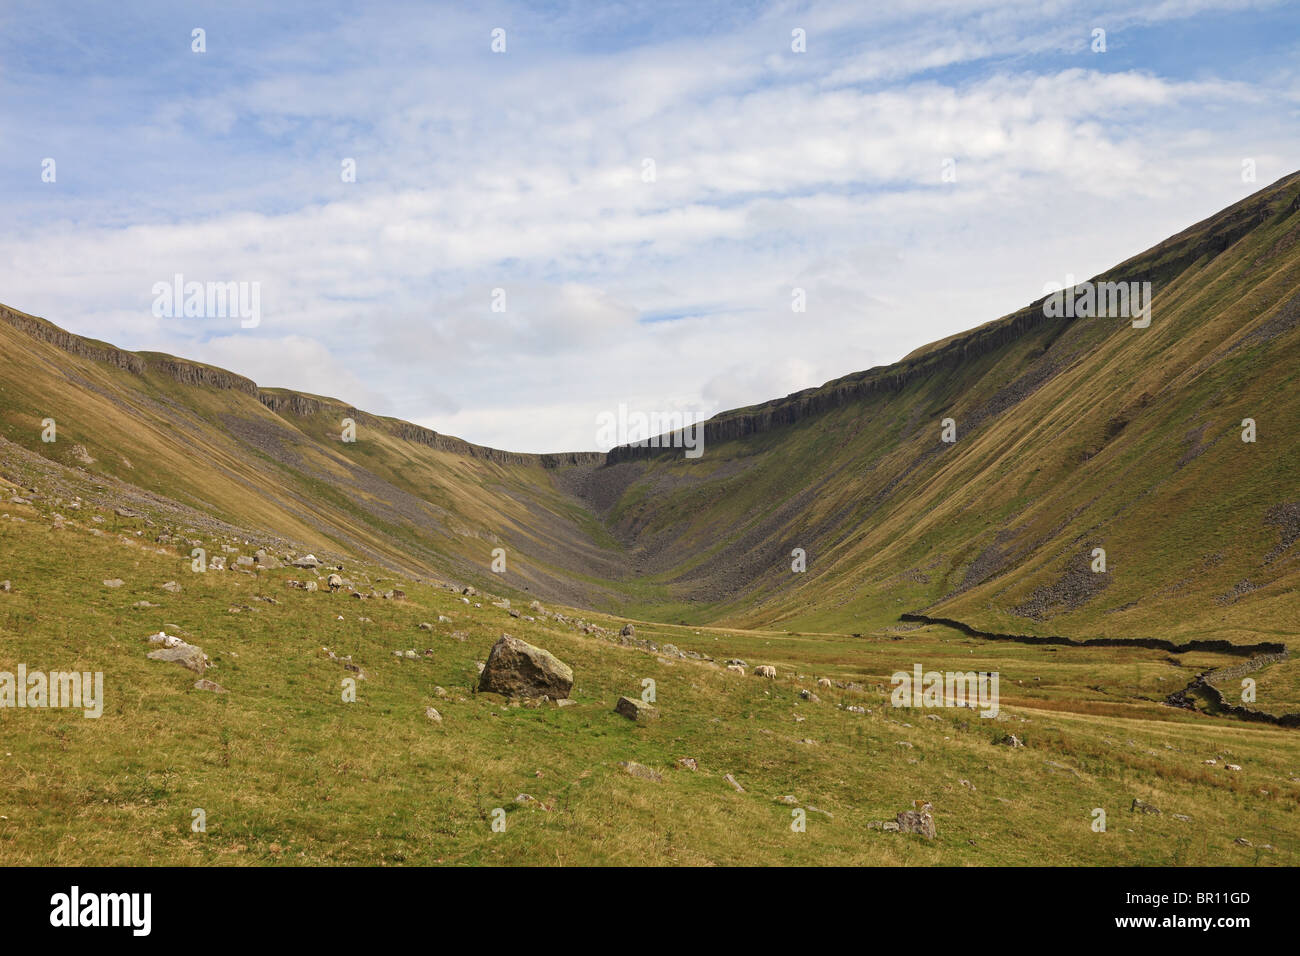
[1,496,1296,865]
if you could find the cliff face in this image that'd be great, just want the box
[0,304,597,468]
[0,305,145,373]
[141,353,258,394]
[256,390,604,469]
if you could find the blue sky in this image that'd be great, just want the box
[2,0,1298,451]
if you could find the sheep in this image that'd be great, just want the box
[753,665,777,679]
[327,573,343,592]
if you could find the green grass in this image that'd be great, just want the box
[1,496,1297,866]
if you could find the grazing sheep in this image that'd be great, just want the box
[817,677,832,689]
[327,573,343,592]
[726,664,746,675]
[753,665,777,679]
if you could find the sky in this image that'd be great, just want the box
[1,0,1298,452]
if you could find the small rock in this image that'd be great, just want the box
[102,579,124,588]
[160,581,182,593]
[896,805,936,839]
[619,761,663,782]
[615,696,658,722]
[193,679,226,693]
[677,757,698,771]
[424,706,442,723]
[723,773,745,793]
[1131,798,1161,815]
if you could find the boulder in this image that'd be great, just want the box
[254,549,282,569]
[147,642,208,674]
[194,679,226,693]
[293,554,321,569]
[478,634,574,699]
[896,807,937,839]
[620,623,636,637]
[614,696,658,722]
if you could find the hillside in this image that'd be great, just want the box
[3,174,1297,647]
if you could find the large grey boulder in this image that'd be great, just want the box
[147,642,208,674]
[478,634,573,699]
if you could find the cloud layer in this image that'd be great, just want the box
[2,0,1297,451]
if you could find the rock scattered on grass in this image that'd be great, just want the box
[614,696,658,722]
[619,761,663,782]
